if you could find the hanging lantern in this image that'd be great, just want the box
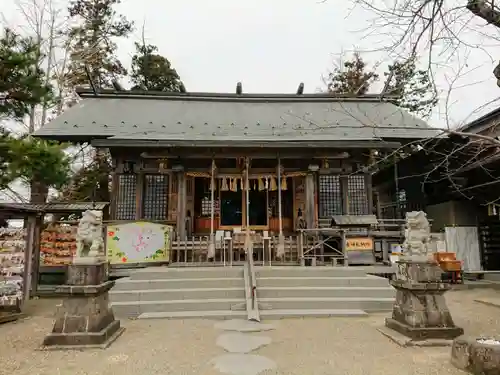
[221,177,229,191]
[253,179,257,190]
[281,176,288,191]
[258,177,265,191]
[230,178,238,192]
[270,176,277,191]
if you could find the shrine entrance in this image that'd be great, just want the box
[220,189,243,227]
[248,189,268,227]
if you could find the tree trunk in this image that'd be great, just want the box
[30,179,48,204]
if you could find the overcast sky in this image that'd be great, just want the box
[3,0,500,129]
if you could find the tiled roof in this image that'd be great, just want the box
[34,89,440,144]
[0,202,109,213]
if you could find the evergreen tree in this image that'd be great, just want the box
[385,57,438,118]
[0,28,54,120]
[326,52,378,95]
[130,42,184,91]
[325,52,437,117]
[64,0,134,88]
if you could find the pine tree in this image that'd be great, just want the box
[325,52,437,117]
[130,42,184,92]
[385,57,438,118]
[326,52,378,95]
[64,0,134,88]
[0,28,54,120]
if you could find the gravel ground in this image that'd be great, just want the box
[2,289,500,375]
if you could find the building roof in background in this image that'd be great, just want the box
[33,88,440,146]
[459,106,500,134]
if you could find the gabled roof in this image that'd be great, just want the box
[34,88,439,147]
[459,106,500,134]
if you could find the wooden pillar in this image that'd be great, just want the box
[29,215,42,300]
[176,170,186,240]
[365,173,373,215]
[208,160,216,259]
[23,215,36,303]
[276,157,285,258]
[340,175,349,215]
[305,169,316,229]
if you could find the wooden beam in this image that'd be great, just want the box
[92,139,402,149]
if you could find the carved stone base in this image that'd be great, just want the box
[383,259,463,344]
[42,262,123,350]
[451,337,500,375]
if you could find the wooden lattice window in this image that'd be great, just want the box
[318,175,342,218]
[348,175,369,215]
[143,175,168,220]
[115,175,137,220]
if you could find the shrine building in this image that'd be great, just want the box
[34,86,438,266]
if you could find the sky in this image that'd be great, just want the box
[2,0,500,129]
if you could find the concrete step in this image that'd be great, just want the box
[259,297,394,312]
[256,276,390,288]
[137,309,368,320]
[130,267,244,280]
[256,286,395,299]
[138,310,247,320]
[255,267,369,278]
[260,309,368,319]
[111,298,245,317]
[110,287,245,302]
[112,277,244,291]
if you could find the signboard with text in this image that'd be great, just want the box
[345,237,374,252]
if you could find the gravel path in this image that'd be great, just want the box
[2,289,500,375]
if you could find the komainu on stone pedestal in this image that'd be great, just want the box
[42,262,124,349]
[384,211,463,344]
[74,210,105,263]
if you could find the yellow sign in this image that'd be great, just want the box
[106,222,172,264]
[345,237,373,251]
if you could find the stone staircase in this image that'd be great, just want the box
[109,266,395,320]
[255,267,394,318]
[110,267,246,319]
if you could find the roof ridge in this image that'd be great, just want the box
[75,87,398,103]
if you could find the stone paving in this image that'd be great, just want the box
[2,288,500,375]
[212,320,276,375]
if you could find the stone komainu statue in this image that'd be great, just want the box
[75,210,105,259]
[402,211,431,256]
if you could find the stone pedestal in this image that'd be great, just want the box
[382,259,463,346]
[451,337,500,374]
[42,262,124,349]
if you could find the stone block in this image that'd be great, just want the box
[386,317,463,340]
[43,320,124,349]
[451,337,500,375]
[67,262,108,286]
[383,258,463,343]
[395,259,442,283]
[42,263,122,350]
